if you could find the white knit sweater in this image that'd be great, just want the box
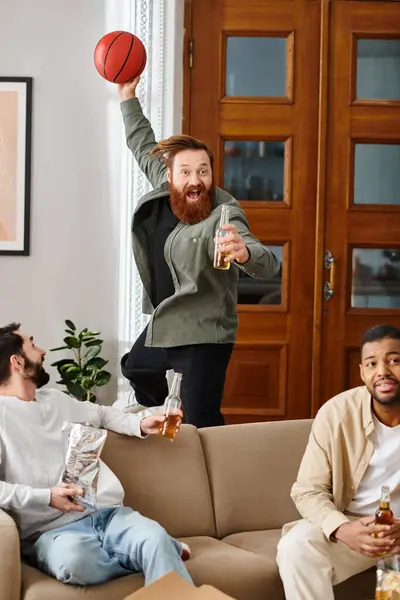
[0,388,152,540]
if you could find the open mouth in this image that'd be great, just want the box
[375,379,398,393]
[186,190,201,202]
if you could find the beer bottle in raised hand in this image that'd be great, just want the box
[159,372,183,441]
[213,204,231,270]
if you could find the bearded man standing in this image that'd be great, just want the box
[118,77,279,428]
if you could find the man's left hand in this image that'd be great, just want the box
[140,411,184,436]
[377,519,400,548]
[218,224,249,264]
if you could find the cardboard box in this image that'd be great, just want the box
[125,571,235,599]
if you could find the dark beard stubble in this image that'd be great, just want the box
[22,354,50,388]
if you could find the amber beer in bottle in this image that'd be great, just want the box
[213,204,231,270]
[159,372,182,441]
[375,485,394,538]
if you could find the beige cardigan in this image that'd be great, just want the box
[287,386,375,540]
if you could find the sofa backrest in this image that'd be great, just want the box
[102,425,216,539]
[199,419,312,538]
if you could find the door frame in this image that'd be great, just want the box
[311,0,331,416]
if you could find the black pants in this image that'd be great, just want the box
[121,326,234,428]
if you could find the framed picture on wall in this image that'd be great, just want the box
[0,77,32,256]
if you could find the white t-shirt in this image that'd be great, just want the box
[346,415,400,517]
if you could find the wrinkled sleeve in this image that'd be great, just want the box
[290,407,350,540]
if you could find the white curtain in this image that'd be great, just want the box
[117,0,183,399]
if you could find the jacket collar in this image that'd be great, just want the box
[361,386,374,434]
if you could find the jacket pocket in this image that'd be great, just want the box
[176,236,211,275]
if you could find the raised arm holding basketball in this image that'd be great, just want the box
[115,70,280,429]
[118,76,141,102]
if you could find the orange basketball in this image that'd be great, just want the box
[94,31,147,84]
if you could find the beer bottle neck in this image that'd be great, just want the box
[380,485,390,505]
[169,373,182,400]
[219,205,230,227]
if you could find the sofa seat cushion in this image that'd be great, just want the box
[23,535,283,600]
[22,563,143,600]
[223,529,282,561]
[223,530,376,600]
[181,535,284,600]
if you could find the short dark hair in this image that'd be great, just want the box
[361,325,400,350]
[0,323,23,385]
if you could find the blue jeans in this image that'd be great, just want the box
[22,507,193,586]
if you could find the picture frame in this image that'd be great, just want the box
[0,77,32,255]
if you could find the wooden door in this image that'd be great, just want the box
[186,0,321,421]
[316,0,400,411]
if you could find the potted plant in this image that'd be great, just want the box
[50,320,111,402]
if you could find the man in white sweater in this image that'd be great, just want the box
[0,322,192,587]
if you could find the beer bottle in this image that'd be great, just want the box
[375,485,394,538]
[159,372,182,441]
[213,204,231,270]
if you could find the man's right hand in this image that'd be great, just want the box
[334,516,399,557]
[118,76,141,102]
[50,483,85,513]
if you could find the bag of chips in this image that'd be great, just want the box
[61,422,107,508]
[375,556,400,599]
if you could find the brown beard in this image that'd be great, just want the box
[169,180,214,224]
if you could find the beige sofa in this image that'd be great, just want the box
[1,420,376,600]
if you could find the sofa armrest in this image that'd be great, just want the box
[0,509,21,600]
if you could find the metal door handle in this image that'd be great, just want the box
[324,251,336,301]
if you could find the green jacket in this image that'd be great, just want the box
[121,98,280,347]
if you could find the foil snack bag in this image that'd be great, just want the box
[376,556,400,600]
[61,422,107,508]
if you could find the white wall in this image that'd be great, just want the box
[164,0,185,137]
[0,0,129,402]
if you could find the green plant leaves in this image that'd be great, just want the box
[84,339,103,347]
[95,370,111,386]
[50,322,111,402]
[84,357,108,373]
[65,381,86,400]
[59,364,82,381]
[81,377,95,390]
[49,345,69,352]
[51,358,78,368]
[84,345,101,362]
[63,336,81,348]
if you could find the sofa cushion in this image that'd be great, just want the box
[102,425,216,538]
[200,420,312,538]
[224,530,376,600]
[181,536,284,600]
[21,563,143,600]
[22,536,281,600]
[223,529,282,560]
[0,509,20,600]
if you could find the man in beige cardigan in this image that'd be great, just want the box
[277,324,400,599]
